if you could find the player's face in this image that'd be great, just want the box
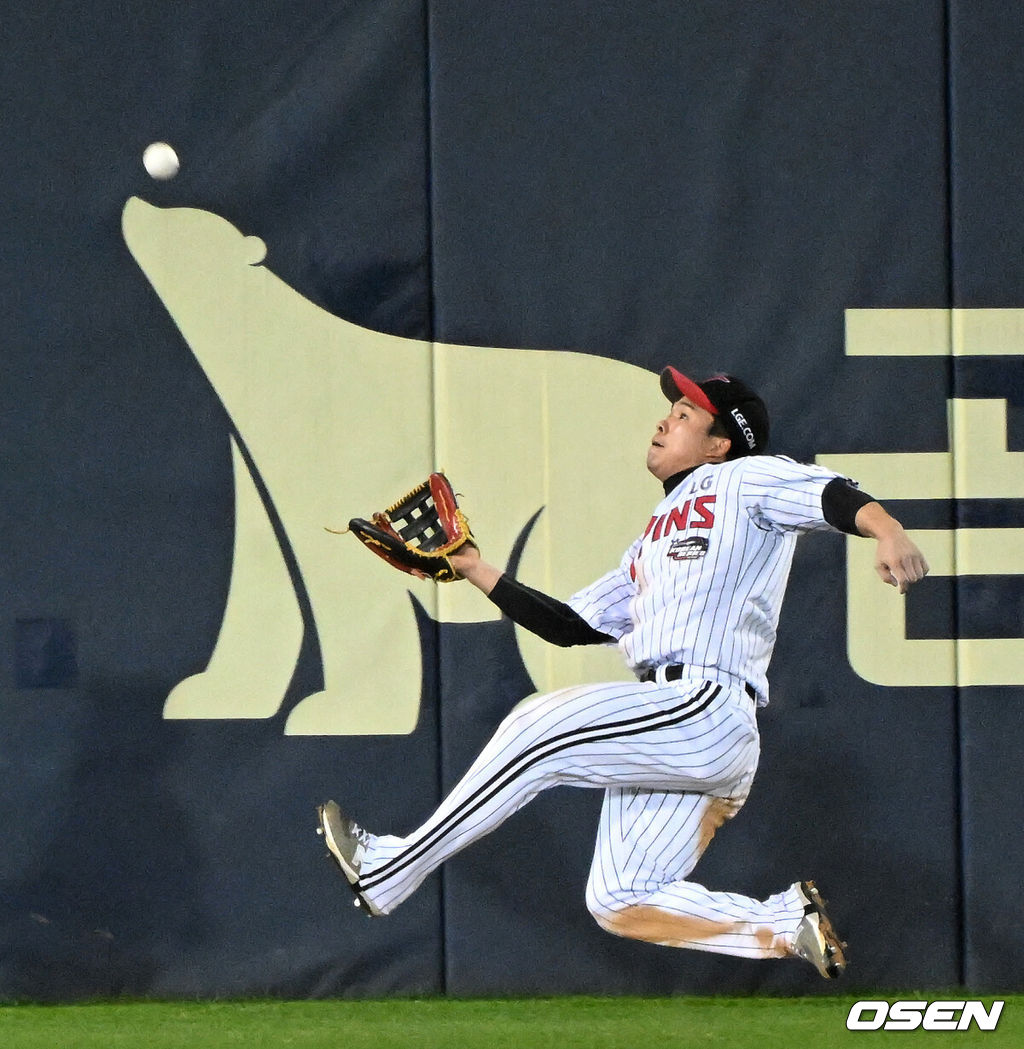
[646,397,730,480]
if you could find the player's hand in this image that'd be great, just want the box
[855,501,929,594]
[448,542,481,580]
[874,528,929,594]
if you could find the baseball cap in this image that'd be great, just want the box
[659,366,770,457]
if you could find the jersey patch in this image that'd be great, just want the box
[667,536,709,561]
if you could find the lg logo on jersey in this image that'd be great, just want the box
[846,999,1004,1031]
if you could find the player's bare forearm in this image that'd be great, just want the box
[448,543,503,594]
[854,501,930,594]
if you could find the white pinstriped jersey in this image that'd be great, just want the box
[567,455,843,705]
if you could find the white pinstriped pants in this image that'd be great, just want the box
[356,676,805,957]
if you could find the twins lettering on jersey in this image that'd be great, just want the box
[629,495,716,580]
[643,495,717,541]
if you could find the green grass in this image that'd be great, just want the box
[0,996,1020,1049]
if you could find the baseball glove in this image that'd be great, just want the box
[342,473,474,582]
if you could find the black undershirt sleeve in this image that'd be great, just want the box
[822,476,876,535]
[486,575,616,648]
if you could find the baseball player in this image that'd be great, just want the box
[318,367,929,978]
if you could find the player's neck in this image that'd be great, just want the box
[661,465,699,496]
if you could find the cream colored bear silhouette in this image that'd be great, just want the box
[122,197,659,735]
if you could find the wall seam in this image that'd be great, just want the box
[942,0,968,991]
[421,0,449,996]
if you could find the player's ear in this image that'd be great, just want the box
[706,434,731,462]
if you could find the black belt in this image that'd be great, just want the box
[639,664,756,702]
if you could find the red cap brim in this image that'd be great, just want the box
[660,366,718,415]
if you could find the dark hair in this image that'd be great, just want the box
[707,413,735,452]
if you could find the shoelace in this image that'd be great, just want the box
[351,823,373,848]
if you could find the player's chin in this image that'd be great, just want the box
[646,446,666,478]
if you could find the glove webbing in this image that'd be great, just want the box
[391,487,449,551]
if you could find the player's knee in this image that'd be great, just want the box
[585,881,633,936]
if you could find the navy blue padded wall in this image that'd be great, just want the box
[6,0,1023,999]
[428,0,960,994]
[948,0,1024,991]
[0,0,444,1000]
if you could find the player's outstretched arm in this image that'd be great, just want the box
[447,543,615,647]
[854,502,930,594]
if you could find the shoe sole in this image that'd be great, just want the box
[800,880,847,978]
[316,803,382,917]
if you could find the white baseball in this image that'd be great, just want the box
[143,142,180,180]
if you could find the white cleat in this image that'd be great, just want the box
[316,800,382,917]
[791,880,847,979]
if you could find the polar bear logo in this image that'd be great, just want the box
[122,197,659,735]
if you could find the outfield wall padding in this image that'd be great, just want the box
[1,0,1020,999]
